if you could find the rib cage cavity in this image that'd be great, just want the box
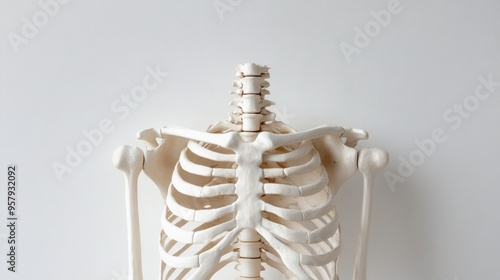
[161,133,340,280]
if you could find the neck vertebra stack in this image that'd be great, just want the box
[229,63,275,132]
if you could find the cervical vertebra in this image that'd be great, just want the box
[114,63,388,280]
[229,63,274,132]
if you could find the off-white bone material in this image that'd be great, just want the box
[113,146,145,280]
[114,63,388,280]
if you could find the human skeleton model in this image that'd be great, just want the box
[114,63,388,280]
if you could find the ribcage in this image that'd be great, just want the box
[259,141,340,280]
[160,136,340,280]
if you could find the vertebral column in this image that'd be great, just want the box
[229,63,275,132]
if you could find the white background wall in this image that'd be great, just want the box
[1,0,499,279]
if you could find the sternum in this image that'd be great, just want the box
[234,144,264,229]
[232,139,266,279]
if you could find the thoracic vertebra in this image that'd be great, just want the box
[114,63,388,280]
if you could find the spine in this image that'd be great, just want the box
[229,63,275,132]
[236,229,263,279]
